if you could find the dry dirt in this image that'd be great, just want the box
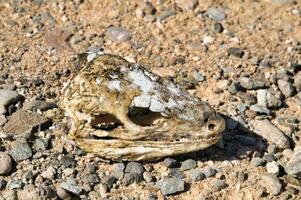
[0,0,301,200]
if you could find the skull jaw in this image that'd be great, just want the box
[73,135,221,161]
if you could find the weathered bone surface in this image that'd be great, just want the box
[60,54,225,161]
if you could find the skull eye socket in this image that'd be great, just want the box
[127,106,164,127]
[90,113,122,131]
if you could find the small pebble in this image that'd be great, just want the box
[106,26,132,43]
[60,179,81,195]
[156,177,185,195]
[9,142,33,162]
[207,7,226,21]
[277,79,295,97]
[253,119,290,149]
[188,169,205,181]
[175,0,198,11]
[261,174,282,196]
[0,152,12,175]
[285,148,301,177]
[163,158,178,168]
[125,162,145,174]
[251,157,264,167]
[228,48,244,58]
[212,22,224,33]
[266,161,280,174]
[212,179,227,191]
[180,159,197,171]
[201,167,217,178]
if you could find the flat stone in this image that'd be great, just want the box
[0,89,23,115]
[9,142,33,162]
[4,110,51,139]
[156,177,185,195]
[180,159,197,171]
[285,147,301,177]
[106,27,132,43]
[143,171,154,183]
[261,174,282,196]
[250,104,270,115]
[253,119,290,148]
[41,166,56,179]
[0,152,12,175]
[207,7,226,21]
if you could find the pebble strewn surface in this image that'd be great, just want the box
[0,0,300,199]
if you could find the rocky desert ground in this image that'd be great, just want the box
[0,0,301,199]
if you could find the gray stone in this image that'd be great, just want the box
[4,110,51,139]
[253,119,290,148]
[122,172,142,186]
[156,177,185,195]
[238,77,265,90]
[33,138,48,151]
[7,179,23,190]
[212,179,227,191]
[125,162,145,174]
[188,169,205,181]
[60,155,76,168]
[266,161,280,174]
[277,79,295,97]
[180,159,197,171]
[60,179,81,195]
[163,158,178,168]
[261,174,282,196]
[106,27,132,43]
[251,157,264,167]
[201,167,217,178]
[101,175,116,188]
[228,48,244,58]
[0,152,12,175]
[250,104,270,115]
[207,7,226,21]
[0,89,23,114]
[9,142,33,162]
[285,147,301,177]
[175,0,198,11]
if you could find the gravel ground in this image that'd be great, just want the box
[0,0,301,199]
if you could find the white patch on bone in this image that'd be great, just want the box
[128,69,153,92]
[132,95,151,107]
[108,80,121,91]
[87,51,104,62]
[150,98,164,112]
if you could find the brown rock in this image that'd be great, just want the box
[4,110,51,138]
